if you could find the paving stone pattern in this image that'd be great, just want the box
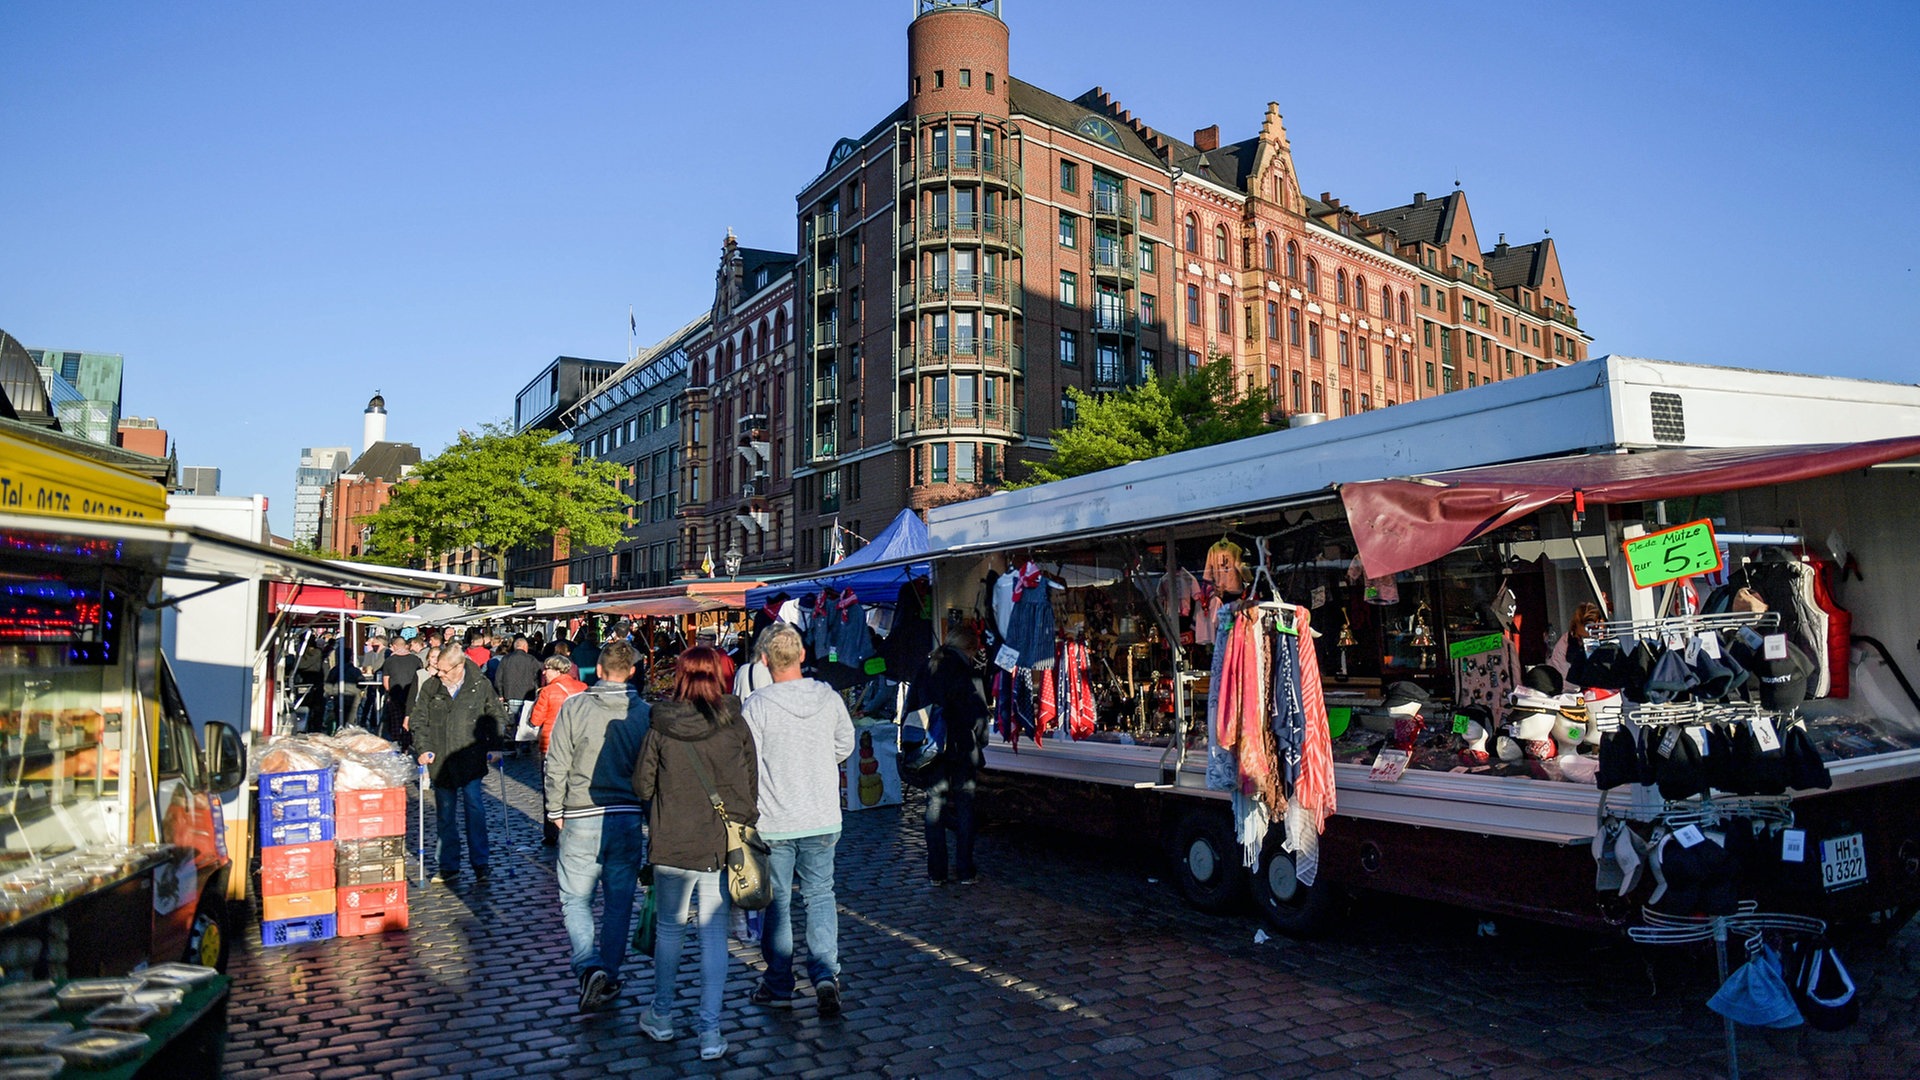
[228,755,1920,1078]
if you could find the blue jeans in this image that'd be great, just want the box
[556,813,645,981]
[760,832,840,995]
[432,778,488,875]
[651,865,730,1034]
[925,779,976,881]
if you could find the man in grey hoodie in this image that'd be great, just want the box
[742,623,856,1016]
[544,639,651,1012]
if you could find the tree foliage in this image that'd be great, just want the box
[361,423,630,573]
[1021,356,1280,485]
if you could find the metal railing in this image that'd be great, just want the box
[909,151,1024,189]
[1092,248,1138,278]
[814,266,838,293]
[899,274,1022,309]
[912,212,1023,250]
[1091,311,1138,335]
[898,340,1025,373]
[1544,306,1581,330]
[813,377,840,402]
[812,325,839,349]
[896,402,1023,437]
[811,212,839,241]
[1091,189,1135,220]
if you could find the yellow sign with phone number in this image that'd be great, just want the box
[1623,517,1723,590]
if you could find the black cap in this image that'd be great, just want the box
[1523,665,1565,696]
[1382,681,1434,710]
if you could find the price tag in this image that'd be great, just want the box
[1737,626,1766,651]
[1658,728,1680,759]
[828,647,839,663]
[1674,824,1706,849]
[1621,518,1724,590]
[1452,714,1471,736]
[1752,717,1781,753]
[1683,635,1701,664]
[994,644,1021,671]
[1763,634,1788,661]
[1781,829,1807,863]
[1449,632,1506,660]
[1696,632,1721,660]
[1368,748,1411,783]
[1687,726,1709,756]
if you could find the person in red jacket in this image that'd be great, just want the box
[530,654,589,844]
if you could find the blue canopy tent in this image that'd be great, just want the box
[745,508,930,610]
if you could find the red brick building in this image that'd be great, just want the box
[770,0,1590,569]
[321,441,420,558]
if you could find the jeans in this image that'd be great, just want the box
[761,832,840,995]
[432,778,488,875]
[925,779,976,881]
[556,813,645,981]
[652,866,729,1033]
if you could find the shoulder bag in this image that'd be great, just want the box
[678,741,773,910]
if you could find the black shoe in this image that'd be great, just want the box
[815,980,842,1019]
[474,865,491,882]
[748,981,793,1009]
[579,967,611,1013]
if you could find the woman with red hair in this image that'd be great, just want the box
[631,646,758,1061]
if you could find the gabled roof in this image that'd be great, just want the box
[737,248,797,293]
[1360,191,1460,247]
[1485,240,1550,291]
[1009,80,1168,170]
[1168,136,1260,192]
[346,441,421,483]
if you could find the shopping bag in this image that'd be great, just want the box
[897,704,945,789]
[632,864,657,954]
[512,701,538,743]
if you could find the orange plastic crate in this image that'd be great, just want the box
[261,842,337,895]
[334,807,407,840]
[336,880,409,936]
[261,886,337,923]
[334,788,406,819]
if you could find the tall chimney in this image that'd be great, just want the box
[1193,125,1219,152]
[363,393,388,452]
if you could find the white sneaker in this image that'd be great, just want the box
[637,1006,674,1043]
[699,1029,729,1061]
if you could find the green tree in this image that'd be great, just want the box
[1021,355,1279,485]
[361,424,630,585]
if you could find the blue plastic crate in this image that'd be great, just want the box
[261,913,336,948]
[258,790,332,825]
[260,769,333,800]
[263,815,335,847]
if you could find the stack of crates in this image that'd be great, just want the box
[258,769,337,946]
[333,786,409,935]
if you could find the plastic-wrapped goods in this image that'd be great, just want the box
[255,737,337,776]
[333,749,415,791]
[325,725,399,756]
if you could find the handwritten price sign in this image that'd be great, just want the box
[1623,518,1723,590]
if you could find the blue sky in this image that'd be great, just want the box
[4,1,1916,536]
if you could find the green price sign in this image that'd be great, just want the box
[1448,632,1505,660]
[1623,517,1724,590]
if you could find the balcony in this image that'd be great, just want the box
[1544,306,1581,331]
[812,324,839,351]
[1091,247,1138,284]
[905,150,1024,191]
[898,339,1025,375]
[909,212,1023,254]
[814,265,839,294]
[896,401,1024,438]
[1091,189,1137,231]
[1092,310,1138,336]
[737,413,769,442]
[898,274,1023,312]
[814,376,841,404]
[1440,263,1495,291]
[810,212,839,243]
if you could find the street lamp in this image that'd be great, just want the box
[723,547,743,581]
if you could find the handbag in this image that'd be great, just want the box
[679,742,773,911]
[512,701,539,743]
[897,703,945,790]
[631,864,657,953]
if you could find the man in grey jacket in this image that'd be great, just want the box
[742,624,856,1016]
[544,639,651,1012]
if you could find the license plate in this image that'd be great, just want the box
[1820,832,1867,892]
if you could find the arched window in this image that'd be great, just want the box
[1285,241,1299,279]
[1213,224,1229,262]
[1305,258,1319,295]
[1263,232,1277,272]
[774,310,788,345]
[1398,292,1409,325]
[758,318,771,355]
[1183,214,1198,253]
[1336,270,1348,305]
[740,327,754,362]
[1382,285,1393,320]
[1355,275,1368,314]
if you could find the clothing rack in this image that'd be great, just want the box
[1628,901,1828,1080]
[1597,610,1779,639]
[1655,794,1795,830]
[1623,700,1791,728]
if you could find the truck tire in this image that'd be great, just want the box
[1251,839,1338,938]
[1171,807,1246,913]
[187,883,231,972]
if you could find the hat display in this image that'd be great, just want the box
[1784,939,1860,1032]
[1650,829,1740,916]
[1730,636,1816,712]
[1708,943,1804,1029]
[1784,722,1833,791]
[1522,664,1564,696]
[1689,648,1738,699]
[1596,725,1640,790]
[1615,826,1650,896]
[1644,648,1697,704]
[1655,728,1708,801]
[1594,824,1625,892]
[1619,641,1660,703]
[1381,681,1434,712]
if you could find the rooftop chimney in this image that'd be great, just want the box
[1193,124,1219,152]
[1413,192,1427,207]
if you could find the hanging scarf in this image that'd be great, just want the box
[1035,667,1057,743]
[1011,561,1044,601]
[1059,640,1096,740]
[1285,605,1337,886]
[1218,607,1283,815]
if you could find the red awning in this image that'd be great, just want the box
[1341,436,1920,578]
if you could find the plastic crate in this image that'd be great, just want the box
[260,769,333,800]
[260,887,336,923]
[336,856,409,888]
[263,816,335,847]
[258,791,332,824]
[262,839,337,896]
[261,913,336,948]
[333,808,405,840]
[334,788,406,819]
[335,835,407,863]
[336,880,408,937]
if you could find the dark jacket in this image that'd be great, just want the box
[905,646,991,784]
[632,696,758,873]
[412,660,509,789]
[494,648,543,705]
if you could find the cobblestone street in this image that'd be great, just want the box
[227,756,1920,1079]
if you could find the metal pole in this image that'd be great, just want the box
[1715,923,1740,1080]
[417,763,429,885]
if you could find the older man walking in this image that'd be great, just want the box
[412,643,509,884]
[544,639,652,1012]
[742,624,855,1016]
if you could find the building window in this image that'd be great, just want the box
[1402,350,1413,383]
[985,72,993,92]
[1382,285,1393,320]
[1426,360,1436,387]
[1502,315,1512,336]
[1291,371,1303,412]
[1468,372,1478,388]
[1215,294,1231,333]
[1287,308,1301,345]
[935,70,945,89]
[955,441,976,482]
[1399,292,1410,324]
[1183,214,1198,253]
[1341,388,1353,416]
[1138,239,1155,272]
[1307,322,1321,359]
[1358,338,1369,373]
[1213,225,1229,262]
[1060,271,1078,306]
[1360,393,1371,411]
[1285,240,1299,279]
[1265,301,1279,340]
[1059,329,1078,367]
[1186,350,1200,374]
[932,443,949,483]
[1338,330,1350,366]
[1420,283,1431,306]
[1186,284,1200,324]
[1138,347,1158,381]
[1139,190,1155,220]
[1422,320,1434,347]
[1140,294,1156,326]
[1311,381,1324,413]
[1355,275,1368,314]
[1059,159,1078,192]
[959,68,971,87]
[1061,393,1078,426]
[1336,270,1347,305]
[1059,212,1077,248]
[1305,258,1319,294]
[1263,232,1277,272]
